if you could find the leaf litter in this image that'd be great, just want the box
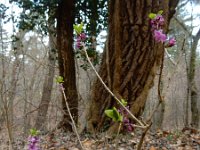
[0,127,199,150]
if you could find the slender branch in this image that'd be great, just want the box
[173,17,193,37]
[158,49,165,103]
[165,48,176,66]
[146,48,165,123]
[137,122,152,150]
[82,43,146,128]
[105,40,112,103]
[60,84,84,150]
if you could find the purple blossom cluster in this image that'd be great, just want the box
[118,106,134,132]
[28,136,40,150]
[59,83,65,91]
[150,14,176,47]
[151,15,165,31]
[76,33,86,49]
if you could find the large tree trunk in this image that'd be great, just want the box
[87,0,179,133]
[35,9,56,130]
[57,0,78,131]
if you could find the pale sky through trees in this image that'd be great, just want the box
[1,1,200,52]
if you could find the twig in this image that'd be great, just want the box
[158,49,165,103]
[60,84,84,150]
[165,48,176,66]
[173,17,193,37]
[136,122,152,150]
[146,48,165,123]
[82,43,146,128]
[3,105,13,150]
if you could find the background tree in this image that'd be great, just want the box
[75,0,108,37]
[8,0,109,132]
[56,0,78,131]
[0,3,9,129]
[35,6,57,130]
[189,28,200,128]
[172,0,200,128]
[9,0,59,132]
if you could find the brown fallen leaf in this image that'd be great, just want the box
[149,146,157,150]
[82,139,93,148]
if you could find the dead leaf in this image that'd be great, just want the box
[149,146,157,150]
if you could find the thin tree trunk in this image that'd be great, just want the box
[35,8,56,131]
[8,31,25,130]
[0,16,8,130]
[87,0,179,133]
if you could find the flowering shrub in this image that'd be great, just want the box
[76,33,87,49]
[168,37,176,47]
[74,23,99,70]
[149,10,176,47]
[118,105,134,132]
[104,99,134,132]
[73,11,176,133]
[28,129,40,150]
[153,30,167,43]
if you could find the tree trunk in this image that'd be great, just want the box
[6,31,25,142]
[35,10,56,130]
[87,0,179,133]
[189,28,200,128]
[57,0,78,131]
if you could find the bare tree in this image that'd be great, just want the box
[35,7,57,131]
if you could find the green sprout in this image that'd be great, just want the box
[56,76,64,83]
[73,22,84,35]
[121,99,127,106]
[148,13,157,19]
[105,107,123,122]
[148,10,163,19]
[30,128,39,136]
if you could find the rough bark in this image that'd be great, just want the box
[35,9,56,130]
[57,0,78,131]
[189,28,200,128]
[87,0,179,133]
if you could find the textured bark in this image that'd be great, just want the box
[189,28,200,128]
[87,0,179,133]
[57,0,78,131]
[35,9,56,130]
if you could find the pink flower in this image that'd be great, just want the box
[150,15,165,30]
[155,15,165,26]
[28,136,39,143]
[28,136,40,150]
[75,33,86,49]
[168,37,176,47]
[76,41,82,49]
[153,30,167,43]
[79,33,86,40]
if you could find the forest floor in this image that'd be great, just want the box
[0,127,200,150]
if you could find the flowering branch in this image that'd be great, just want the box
[149,11,176,47]
[56,77,84,150]
[80,42,146,128]
[28,129,40,150]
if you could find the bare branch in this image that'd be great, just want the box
[173,17,193,37]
